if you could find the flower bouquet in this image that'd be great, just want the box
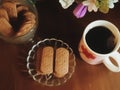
[59,0,119,18]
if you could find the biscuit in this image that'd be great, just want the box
[15,11,36,37]
[0,8,9,21]
[36,47,43,72]
[15,19,35,37]
[2,1,18,18]
[23,11,36,20]
[40,46,54,75]
[0,1,36,38]
[17,5,29,13]
[54,47,69,78]
[0,17,13,37]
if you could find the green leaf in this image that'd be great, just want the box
[98,0,109,13]
[95,0,100,8]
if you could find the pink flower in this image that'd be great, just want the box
[73,3,87,18]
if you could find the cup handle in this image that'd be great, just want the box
[103,51,120,72]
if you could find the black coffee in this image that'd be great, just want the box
[86,26,116,54]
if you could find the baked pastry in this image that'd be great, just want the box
[15,11,36,37]
[54,47,69,78]
[0,1,36,38]
[27,39,76,86]
[0,8,9,21]
[2,1,19,18]
[0,17,13,37]
[17,5,29,13]
[39,46,54,75]
[23,11,36,20]
[36,46,69,78]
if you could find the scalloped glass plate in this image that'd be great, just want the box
[26,38,76,86]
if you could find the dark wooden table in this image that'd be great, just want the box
[0,1,120,90]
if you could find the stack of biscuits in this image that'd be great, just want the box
[0,1,36,37]
[36,46,69,78]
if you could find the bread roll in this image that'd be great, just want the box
[54,47,69,78]
[40,46,54,75]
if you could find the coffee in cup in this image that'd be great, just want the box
[78,20,120,72]
[86,26,116,54]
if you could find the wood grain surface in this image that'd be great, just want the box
[0,0,120,90]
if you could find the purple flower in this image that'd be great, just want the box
[73,3,87,18]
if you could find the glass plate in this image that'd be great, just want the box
[26,38,76,86]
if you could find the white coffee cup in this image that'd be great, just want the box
[78,20,120,72]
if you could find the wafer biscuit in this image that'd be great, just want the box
[40,46,54,75]
[54,47,69,78]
